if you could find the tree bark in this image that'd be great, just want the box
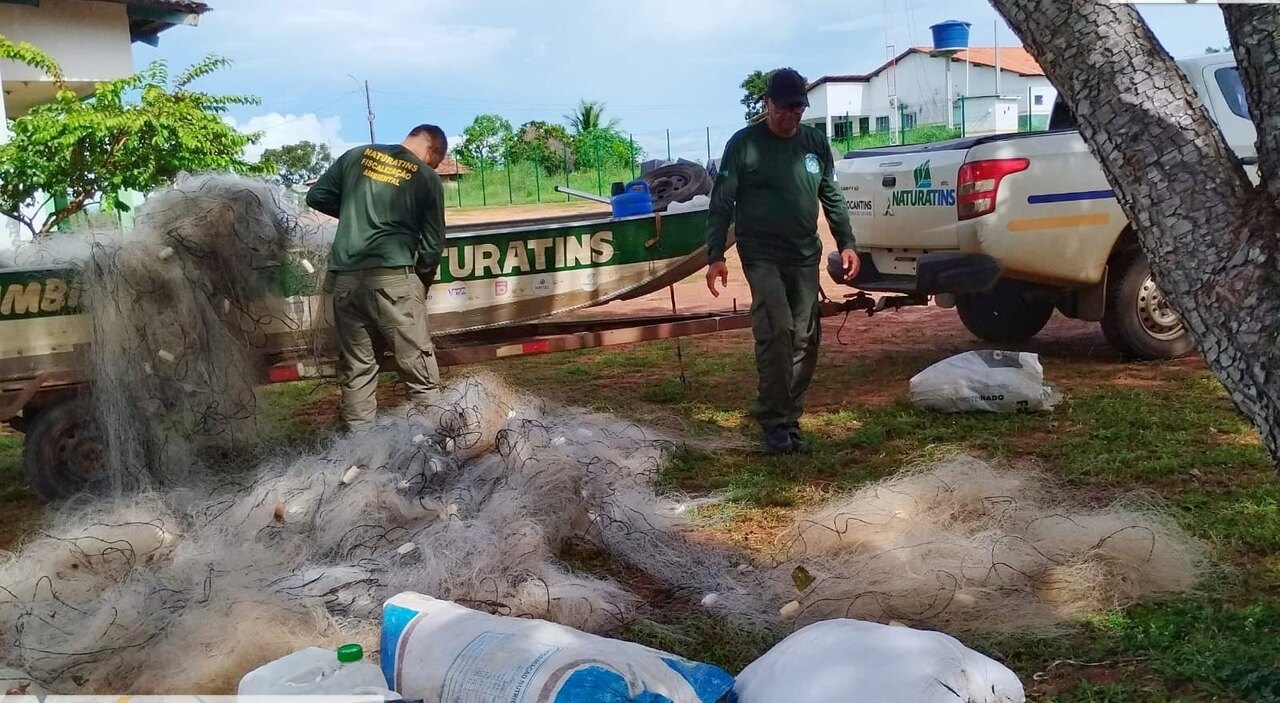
[988,0,1280,470]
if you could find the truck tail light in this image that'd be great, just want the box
[957,158,1029,220]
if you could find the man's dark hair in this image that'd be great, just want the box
[408,124,448,153]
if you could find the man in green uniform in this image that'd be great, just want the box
[705,68,859,454]
[305,124,449,432]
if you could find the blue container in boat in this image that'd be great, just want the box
[929,20,971,54]
[611,179,654,218]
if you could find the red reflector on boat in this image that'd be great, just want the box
[267,364,301,383]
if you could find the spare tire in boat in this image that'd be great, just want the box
[642,163,712,211]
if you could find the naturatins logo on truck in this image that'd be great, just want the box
[890,160,957,208]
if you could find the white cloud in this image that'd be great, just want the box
[628,0,791,42]
[194,0,517,75]
[226,112,362,162]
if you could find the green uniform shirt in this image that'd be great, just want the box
[306,144,446,275]
[705,122,855,265]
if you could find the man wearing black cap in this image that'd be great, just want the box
[705,67,859,454]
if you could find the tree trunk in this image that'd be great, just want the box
[987,0,1280,470]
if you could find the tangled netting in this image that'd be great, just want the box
[775,456,1203,632]
[80,175,314,492]
[0,372,1205,695]
[0,175,1206,696]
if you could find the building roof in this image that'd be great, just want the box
[808,46,1045,90]
[434,157,470,177]
[808,73,871,89]
[88,0,211,45]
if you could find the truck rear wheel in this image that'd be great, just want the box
[1101,250,1194,360]
[956,284,1054,343]
[22,396,105,501]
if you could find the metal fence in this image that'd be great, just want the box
[443,115,1049,210]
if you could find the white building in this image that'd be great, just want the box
[805,46,1057,140]
[0,0,209,238]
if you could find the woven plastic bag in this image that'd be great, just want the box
[731,619,1024,703]
[909,350,1061,413]
[381,592,734,703]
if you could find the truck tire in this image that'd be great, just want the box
[1101,250,1194,360]
[956,285,1054,343]
[22,396,105,501]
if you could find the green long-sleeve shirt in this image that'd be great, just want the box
[705,122,855,266]
[306,144,446,276]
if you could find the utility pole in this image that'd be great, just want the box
[363,79,376,143]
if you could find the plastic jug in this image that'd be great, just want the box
[611,180,654,218]
[237,643,399,700]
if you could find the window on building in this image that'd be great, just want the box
[859,117,870,136]
[1215,66,1250,119]
[875,116,890,133]
[902,113,917,130]
[832,118,854,139]
[1033,94,1044,106]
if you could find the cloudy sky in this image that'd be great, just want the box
[134,0,1230,163]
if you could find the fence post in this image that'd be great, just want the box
[666,129,671,161]
[534,156,542,203]
[564,143,571,202]
[505,149,514,205]
[1027,86,1033,131]
[705,126,711,163]
[595,140,603,195]
[456,173,463,208]
[479,157,487,207]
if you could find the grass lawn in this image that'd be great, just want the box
[2,331,1277,701]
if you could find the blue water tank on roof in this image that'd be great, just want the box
[929,20,971,54]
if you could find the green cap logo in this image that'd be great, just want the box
[914,160,932,189]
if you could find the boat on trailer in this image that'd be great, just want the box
[272,205,718,350]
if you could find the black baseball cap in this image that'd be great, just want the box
[765,68,810,108]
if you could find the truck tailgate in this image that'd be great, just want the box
[835,145,969,252]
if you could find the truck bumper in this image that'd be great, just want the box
[826,251,1003,295]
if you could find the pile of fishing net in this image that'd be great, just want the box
[0,373,1204,694]
[0,175,1206,695]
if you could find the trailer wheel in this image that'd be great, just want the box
[22,396,105,501]
[642,163,712,211]
[956,284,1054,343]
[1101,250,1194,360]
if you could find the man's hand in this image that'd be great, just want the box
[706,260,729,297]
[839,249,860,282]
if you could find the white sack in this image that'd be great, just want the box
[910,350,1061,413]
[732,619,1024,703]
[380,592,734,703]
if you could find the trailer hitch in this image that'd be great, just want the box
[837,291,929,317]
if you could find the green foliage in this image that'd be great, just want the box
[454,114,515,170]
[834,124,964,154]
[260,141,334,187]
[740,69,775,122]
[571,128,642,171]
[0,38,265,235]
[507,120,574,174]
[564,100,619,135]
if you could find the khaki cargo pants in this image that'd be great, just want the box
[328,266,441,431]
[742,259,821,433]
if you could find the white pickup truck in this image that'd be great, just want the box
[830,52,1256,359]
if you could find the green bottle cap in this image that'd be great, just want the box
[336,644,364,663]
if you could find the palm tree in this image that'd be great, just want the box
[565,100,620,134]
